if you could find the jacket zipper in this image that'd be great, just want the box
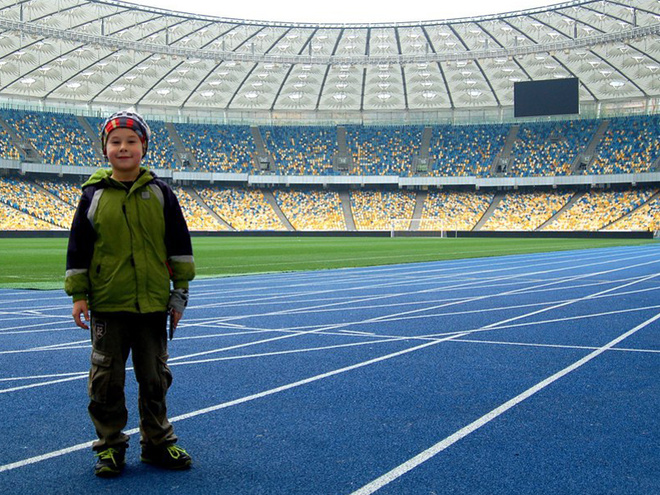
[122,202,140,312]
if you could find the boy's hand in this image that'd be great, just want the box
[72,300,90,330]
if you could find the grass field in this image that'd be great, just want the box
[0,235,655,290]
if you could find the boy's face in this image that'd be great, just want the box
[106,127,143,178]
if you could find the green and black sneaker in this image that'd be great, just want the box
[94,446,126,477]
[141,444,192,470]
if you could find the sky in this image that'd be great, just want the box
[129,0,563,24]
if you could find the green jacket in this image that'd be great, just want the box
[65,168,195,313]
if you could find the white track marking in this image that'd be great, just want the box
[0,249,652,337]
[0,250,660,474]
[189,249,655,313]
[183,280,659,336]
[0,341,90,356]
[0,441,95,473]
[174,270,660,361]
[452,338,660,354]
[2,267,658,390]
[477,271,660,331]
[361,258,660,326]
[2,305,658,473]
[0,333,468,473]
[0,320,69,333]
[166,261,660,364]
[0,371,87,382]
[340,297,660,331]
[199,256,656,336]
[349,310,660,495]
[0,375,87,394]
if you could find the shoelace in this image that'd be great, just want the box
[166,445,189,459]
[96,448,120,464]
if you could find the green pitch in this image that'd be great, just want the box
[0,236,654,290]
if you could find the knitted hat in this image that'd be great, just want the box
[100,110,151,157]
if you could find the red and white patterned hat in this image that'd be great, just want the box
[100,110,151,157]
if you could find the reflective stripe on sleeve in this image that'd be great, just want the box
[65,268,89,278]
[168,255,194,263]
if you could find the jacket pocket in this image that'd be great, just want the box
[88,261,112,302]
[88,350,113,404]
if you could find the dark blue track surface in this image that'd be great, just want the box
[1,245,659,494]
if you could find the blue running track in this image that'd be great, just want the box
[0,245,659,494]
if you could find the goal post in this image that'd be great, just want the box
[389,218,451,238]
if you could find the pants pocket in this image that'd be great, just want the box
[157,353,173,392]
[88,350,113,404]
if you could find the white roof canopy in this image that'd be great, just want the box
[0,0,658,116]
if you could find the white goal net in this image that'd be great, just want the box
[389,218,455,238]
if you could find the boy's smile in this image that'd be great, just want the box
[106,127,144,181]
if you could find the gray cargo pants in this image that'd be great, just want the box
[88,311,177,452]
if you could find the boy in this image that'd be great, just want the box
[65,110,195,477]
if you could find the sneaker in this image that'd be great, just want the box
[94,446,126,477]
[141,444,192,470]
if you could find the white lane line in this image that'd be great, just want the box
[363,258,660,326]
[3,265,657,391]
[168,262,660,364]
[0,375,87,394]
[3,305,657,474]
[0,332,469,473]
[190,248,654,313]
[453,338,660,354]
[7,292,656,389]
[1,248,656,471]
[0,347,80,356]
[0,371,88,382]
[351,299,660,331]
[477,271,660,331]
[0,341,91,356]
[0,441,96,473]
[348,310,660,495]
[0,321,68,333]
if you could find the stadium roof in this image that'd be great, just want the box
[0,0,658,120]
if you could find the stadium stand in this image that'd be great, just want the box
[605,191,660,232]
[196,186,286,231]
[141,120,179,170]
[2,172,660,233]
[587,115,660,175]
[420,190,494,231]
[345,126,423,176]
[172,186,229,231]
[481,191,574,231]
[350,189,417,230]
[0,202,55,230]
[0,108,659,233]
[0,124,20,161]
[428,123,507,177]
[0,177,75,229]
[174,124,256,173]
[1,109,102,167]
[542,188,655,231]
[0,111,658,181]
[34,178,80,207]
[509,120,599,177]
[273,189,346,230]
[262,126,338,176]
